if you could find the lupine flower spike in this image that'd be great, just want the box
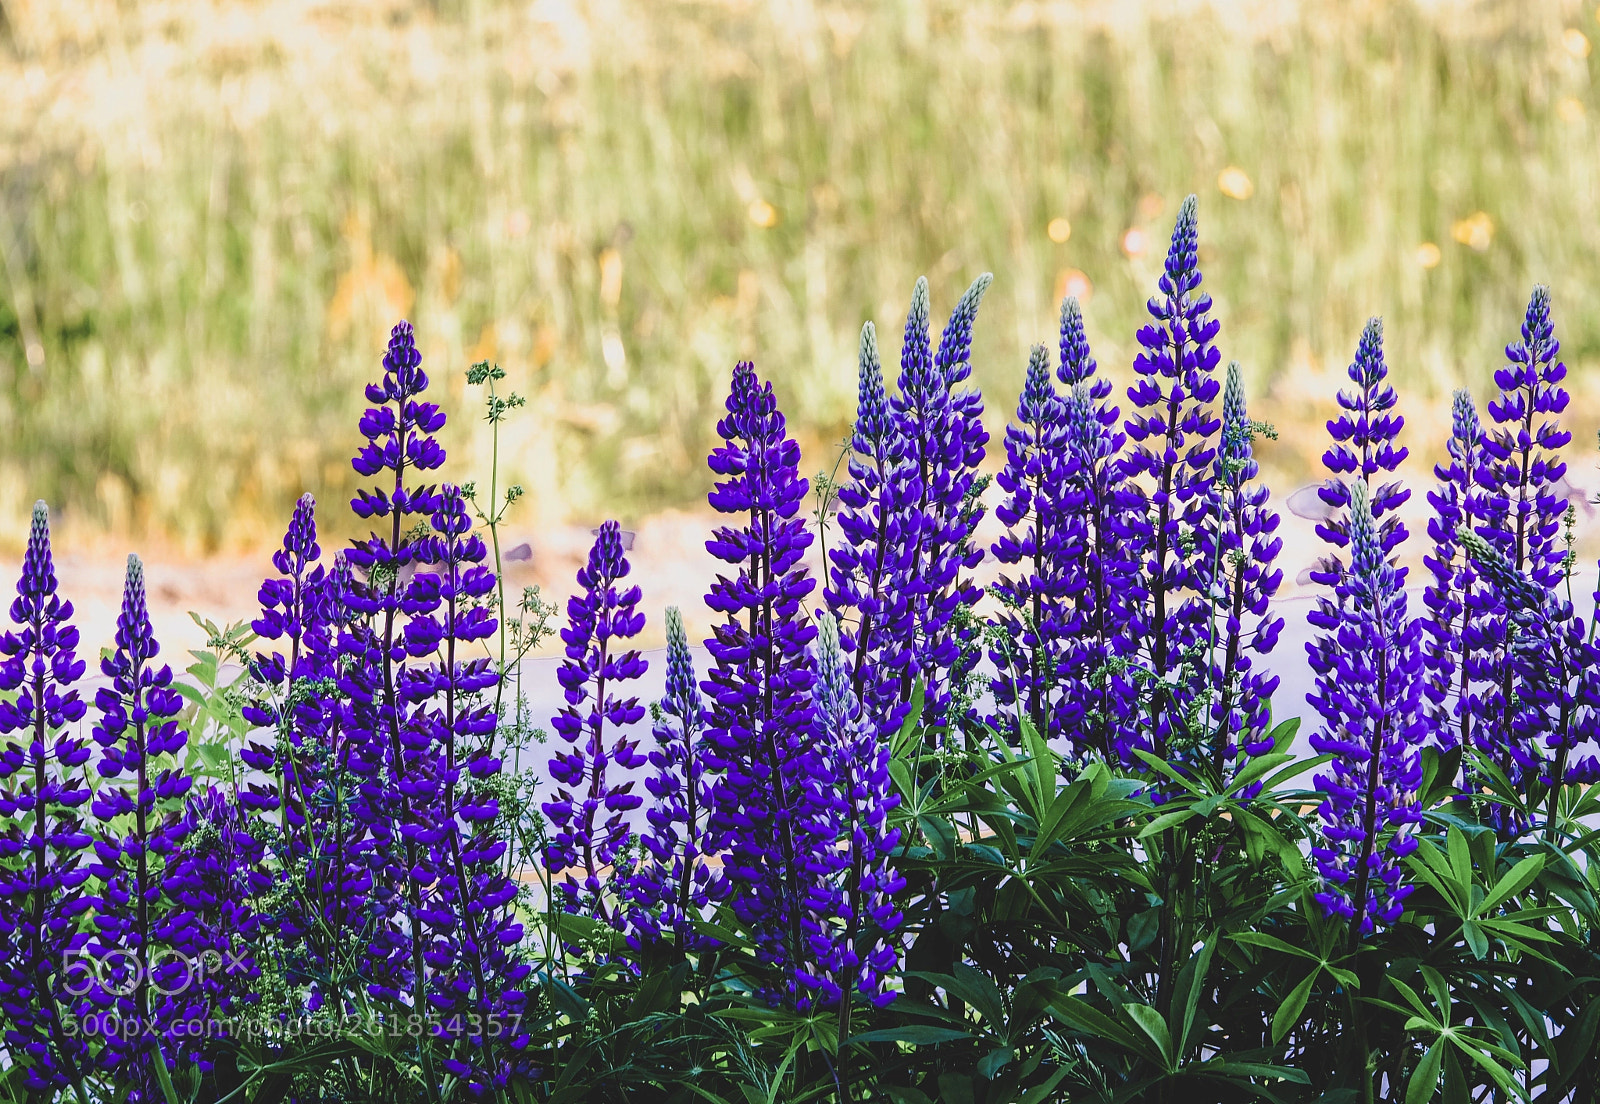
[1422,390,1490,752]
[1307,482,1425,938]
[633,605,719,947]
[803,612,905,1014]
[542,519,648,926]
[826,323,920,741]
[702,361,822,1000]
[1058,298,1141,758]
[1121,195,1224,766]
[0,502,93,1094]
[990,343,1081,741]
[1473,287,1576,796]
[87,555,195,1094]
[1199,363,1284,778]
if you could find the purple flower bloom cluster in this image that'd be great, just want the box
[85,554,196,1094]
[1197,363,1284,772]
[1422,390,1490,752]
[826,323,920,741]
[0,503,93,1094]
[700,361,823,996]
[1119,195,1225,765]
[1307,482,1425,935]
[632,605,719,947]
[542,519,648,924]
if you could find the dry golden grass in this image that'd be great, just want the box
[2,0,1599,550]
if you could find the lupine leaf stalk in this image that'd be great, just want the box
[0,502,92,1095]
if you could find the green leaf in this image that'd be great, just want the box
[1122,1003,1173,1068]
[1479,854,1544,914]
[975,1046,1013,1080]
[844,1026,972,1048]
[1272,971,1318,1045]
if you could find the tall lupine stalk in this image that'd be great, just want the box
[989,344,1082,741]
[1309,318,1410,580]
[1474,287,1574,795]
[1422,390,1490,752]
[1058,298,1141,759]
[1307,482,1426,941]
[0,502,93,1096]
[1120,195,1224,765]
[701,361,822,999]
[826,323,919,741]
[890,275,992,730]
[343,319,446,1007]
[1198,363,1284,777]
[542,520,647,926]
[633,606,719,948]
[1459,529,1598,827]
[242,493,328,826]
[806,613,904,1030]
[87,555,194,1097]
[409,485,530,1083]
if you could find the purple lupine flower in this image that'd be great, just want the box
[1459,527,1599,802]
[1057,298,1142,759]
[1120,195,1224,765]
[632,606,719,948]
[407,485,530,1081]
[826,323,920,742]
[343,320,448,1003]
[800,613,905,1014]
[0,502,93,1094]
[86,554,194,1096]
[1422,390,1491,752]
[890,275,993,731]
[162,785,269,1063]
[1307,481,1425,936]
[241,493,329,820]
[1310,317,1410,581]
[1197,363,1284,776]
[1473,287,1575,795]
[542,519,648,925]
[989,343,1085,741]
[701,361,821,998]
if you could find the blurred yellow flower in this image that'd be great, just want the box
[1559,96,1587,122]
[748,199,778,228]
[1047,217,1072,243]
[1415,242,1442,269]
[1565,28,1592,58]
[1121,228,1148,258]
[1451,211,1494,252]
[1217,166,1254,200]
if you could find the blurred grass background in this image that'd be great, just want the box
[2,0,1600,553]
